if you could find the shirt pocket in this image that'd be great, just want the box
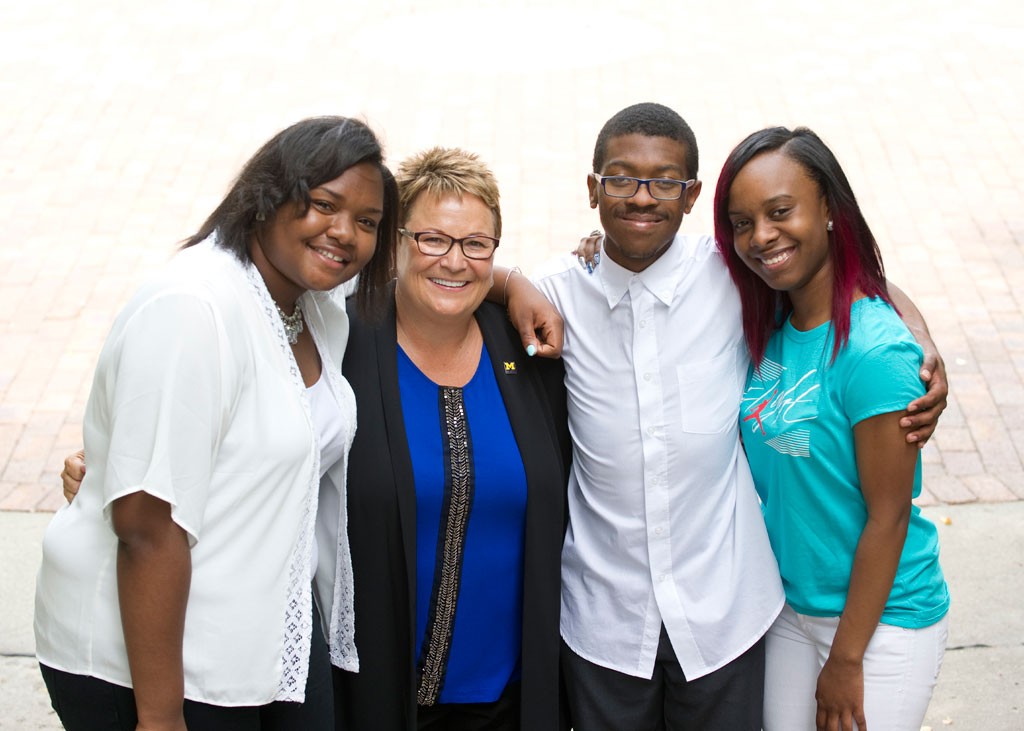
[675,350,740,434]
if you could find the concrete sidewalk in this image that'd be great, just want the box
[4,503,1021,730]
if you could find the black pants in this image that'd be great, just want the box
[40,598,333,731]
[561,627,765,731]
[416,681,521,731]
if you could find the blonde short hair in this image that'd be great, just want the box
[395,147,502,237]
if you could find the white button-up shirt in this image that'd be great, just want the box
[533,233,784,680]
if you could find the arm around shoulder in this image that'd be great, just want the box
[488,266,564,358]
[886,281,948,445]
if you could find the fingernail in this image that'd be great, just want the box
[587,263,594,274]
[526,344,537,357]
[578,255,586,269]
[594,252,601,265]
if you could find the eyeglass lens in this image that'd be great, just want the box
[601,176,688,200]
[414,231,497,259]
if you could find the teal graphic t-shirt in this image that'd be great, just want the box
[740,297,949,628]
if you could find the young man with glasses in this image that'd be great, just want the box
[500,102,947,730]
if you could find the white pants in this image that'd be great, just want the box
[763,603,948,731]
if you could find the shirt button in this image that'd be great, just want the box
[643,373,651,381]
[639,320,646,328]
[647,426,655,436]
[654,527,663,535]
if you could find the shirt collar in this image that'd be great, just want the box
[598,232,691,308]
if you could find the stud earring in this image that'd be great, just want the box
[827,220,833,232]
[256,211,266,222]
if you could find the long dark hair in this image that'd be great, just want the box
[713,126,891,365]
[185,116,397,315]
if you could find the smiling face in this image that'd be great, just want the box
[251,161,384,308]
[588,133,701,273]
[395,191,496,325]
[727,150,833,309]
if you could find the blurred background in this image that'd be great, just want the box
[0,1,1021,726]
[2,0,1022,512]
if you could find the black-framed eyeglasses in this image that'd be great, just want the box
[399,228,500,260]
[591,173,696,201]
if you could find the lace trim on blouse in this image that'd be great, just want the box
[244,264,319,702]
[306,290,359,672]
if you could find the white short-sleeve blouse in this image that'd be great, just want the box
[34,239,358,705]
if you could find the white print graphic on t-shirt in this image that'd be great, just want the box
[741,357,817,458]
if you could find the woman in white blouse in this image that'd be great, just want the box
[34,116,397,731]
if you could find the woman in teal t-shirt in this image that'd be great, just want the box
[713,127,949,731]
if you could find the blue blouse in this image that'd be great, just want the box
[398,343,527,704]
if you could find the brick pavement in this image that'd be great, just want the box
[1,0,1022,512]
